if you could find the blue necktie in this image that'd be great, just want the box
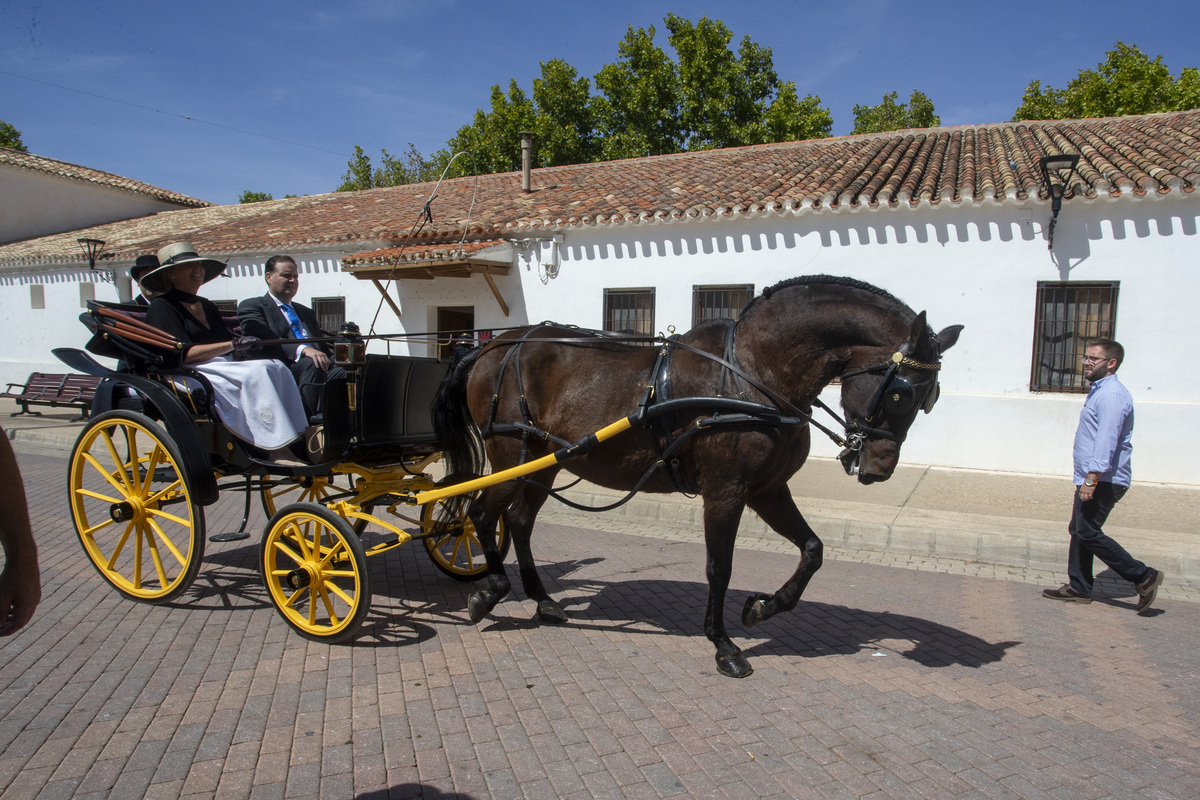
[280,304,305,339]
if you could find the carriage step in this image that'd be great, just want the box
[209,531,251,543]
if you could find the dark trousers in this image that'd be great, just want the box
[1067,482,1149,596]
[290,357,346,417]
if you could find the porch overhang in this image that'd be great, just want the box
[341,240,514,317]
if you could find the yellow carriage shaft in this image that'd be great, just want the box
[409,415,636,506]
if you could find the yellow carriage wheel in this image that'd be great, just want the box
[260,504,370,642]
[261,474,370,533]
[421,495,510,582]
[68,410,204,604]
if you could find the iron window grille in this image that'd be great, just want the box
[1030,281,1119,393]
[604,288,655,341]
[313,297,346,333]
[693,284,754,327]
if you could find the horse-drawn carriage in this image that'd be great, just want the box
[57,275,962,678]
[55,300,509,643]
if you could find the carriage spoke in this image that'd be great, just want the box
[82,452,129,497]
[317,587,340,624]
[145,518,187,567]
[283,587,309,609]
[99,429,135,495]
[143,527,170,588]
[102,521,136,570]
[324,582,354,606]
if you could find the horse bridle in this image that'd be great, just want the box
[835,339,943,463]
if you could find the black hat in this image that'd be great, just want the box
[130,254,160,283]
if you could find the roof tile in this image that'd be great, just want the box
[2,109,1198,270]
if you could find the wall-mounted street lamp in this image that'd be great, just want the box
[1039,154,1080,251]
[77,237,112,281]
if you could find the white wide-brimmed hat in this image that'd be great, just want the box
[140,242,226,293]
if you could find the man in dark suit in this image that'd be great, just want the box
[237,255,344,415]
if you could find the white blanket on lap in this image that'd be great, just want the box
[189,356,307,449]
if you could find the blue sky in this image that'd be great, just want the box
[2,0,1197,205]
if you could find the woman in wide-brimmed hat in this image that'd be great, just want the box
[144,242,309,464]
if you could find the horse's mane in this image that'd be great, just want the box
[740,274,910,319]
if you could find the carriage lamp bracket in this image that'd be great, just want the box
[1039,153,1080,251]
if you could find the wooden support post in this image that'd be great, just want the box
[371,279,404,320]
[481,272,509,317]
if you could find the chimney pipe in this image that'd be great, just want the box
[519,131,534,193]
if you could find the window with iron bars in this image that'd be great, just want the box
[1030,281,1119,393]
[693,284,754,327]
[313,297,346,333]
[604,288,655,341]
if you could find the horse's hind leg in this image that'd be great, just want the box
[465,482,520,623]
[741,486,823,628]
[507,478,567,624]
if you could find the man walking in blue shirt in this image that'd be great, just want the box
[1043,337,1163,613]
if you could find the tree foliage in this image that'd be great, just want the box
[852,91,940,134]
[1013,42,1200,121]
[239,190,273,203]
[339,15,832,188]
[0,120,27,152]
[336,143,441,192]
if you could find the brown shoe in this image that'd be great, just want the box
[1042,584,1092,603]
[1135,569,1163,614]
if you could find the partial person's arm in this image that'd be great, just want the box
[0,430,40,636]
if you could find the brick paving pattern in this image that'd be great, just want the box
[2,450,1197,799]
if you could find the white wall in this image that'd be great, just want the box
[1,193,1196,484]
[0,167,190,244]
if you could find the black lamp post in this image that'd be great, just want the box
[1038,154,1080,251]
[77,237,110,281]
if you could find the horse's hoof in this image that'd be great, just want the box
[716,652,753,679]
[742,594,771,627]
[467,591,491,623]
[537,599,567,624]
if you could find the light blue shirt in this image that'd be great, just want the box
[1073,373,1134,487]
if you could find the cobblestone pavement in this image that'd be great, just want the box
[2,450,1198,799]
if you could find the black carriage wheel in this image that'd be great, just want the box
[68,410,205,604]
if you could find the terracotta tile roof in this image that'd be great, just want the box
[0,149,212,208]
[342,239,508,268]
[2,109,1197,271]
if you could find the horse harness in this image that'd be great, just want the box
[475,320,942,510]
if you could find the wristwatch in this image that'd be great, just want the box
[1084,476,1097,487]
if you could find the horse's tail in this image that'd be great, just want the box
[432,344,487,490]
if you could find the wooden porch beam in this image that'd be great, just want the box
[371,279,404,320]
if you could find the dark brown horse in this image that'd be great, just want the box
[432,275,962,677]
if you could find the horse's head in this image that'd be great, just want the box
[837,311,963,484]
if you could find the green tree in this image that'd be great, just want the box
[1013,42,1200,120]
[337,143,440,191]
[1,120,27,152]
[593,24,684,159]
[531,59,599,167]
[239,190,273,203]
[439,80,537,179]
[337,16,833,190]
[852,90,941,134]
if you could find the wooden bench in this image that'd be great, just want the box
[1,372,102,419]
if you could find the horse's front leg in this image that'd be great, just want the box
[702,494,752,678]
[465,483,518,623]
[741,486,823,628]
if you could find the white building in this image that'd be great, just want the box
[0,148,210,244]
[1,110,1196,484]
